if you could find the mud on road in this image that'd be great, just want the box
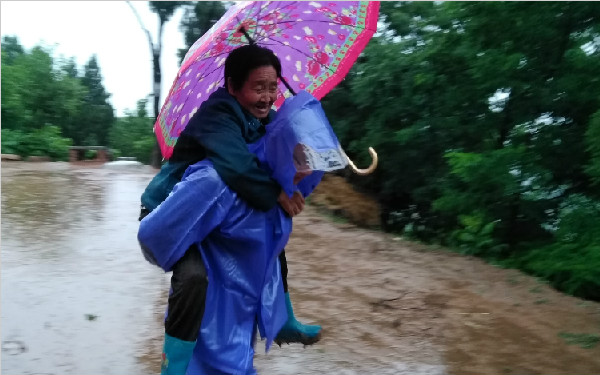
[2,162,598,374]
[144,176,600,374]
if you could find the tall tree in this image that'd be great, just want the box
[76,55,115,145]
[1,38,86,134]
[585,109,600,186]
[127,1,184,167]
[109,99,155,164]
[1,35,24,65]
[320,1,600,299]
[323,2,600,245]
[61,57,79,79]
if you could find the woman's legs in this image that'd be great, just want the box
[161,247,208,375]
[166,247,208,340]
[160,247,320,373]
[279,250,289,293]
[275,250,322,346]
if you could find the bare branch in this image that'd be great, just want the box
[126,1,155,56]
[157,21,164,57]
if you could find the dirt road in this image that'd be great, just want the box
[5,162,595,374]
[143,202,600,374]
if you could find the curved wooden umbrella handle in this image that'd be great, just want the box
[342,147,378,175]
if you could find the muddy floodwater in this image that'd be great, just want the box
[1,162,167,375]
[2,162,600,375]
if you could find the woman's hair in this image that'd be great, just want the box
[224,44,282,91]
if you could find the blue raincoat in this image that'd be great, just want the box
[138,91,347,375]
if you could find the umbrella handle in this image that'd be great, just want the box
[342,147,378,175]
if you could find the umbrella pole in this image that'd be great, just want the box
[239,26,296,96]
[279,76,296,96]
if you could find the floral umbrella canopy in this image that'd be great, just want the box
[155,1,380,160]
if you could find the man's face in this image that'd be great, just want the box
[228,65,278,119]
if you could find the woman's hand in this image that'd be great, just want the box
[277,190,305,217]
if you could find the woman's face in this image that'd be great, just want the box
[228,65,278,119]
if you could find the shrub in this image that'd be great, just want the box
[84,149,97,160]
[1,126,72,161]
[515,195,600,301]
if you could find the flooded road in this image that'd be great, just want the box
[1,162,165,374]
[2,162,600,375]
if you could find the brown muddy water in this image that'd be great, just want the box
[1,162,167,375]
[2,162,600,375]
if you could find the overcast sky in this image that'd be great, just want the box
[1,0,187,116]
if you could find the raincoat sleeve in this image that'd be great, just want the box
[137,165,233,272]
[183,99,282,211]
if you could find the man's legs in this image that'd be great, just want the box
[161,247,208,375]
[275,250,322,346]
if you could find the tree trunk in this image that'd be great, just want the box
[151,50,162,168]
[127,1,164,168]
[150,18,165,169]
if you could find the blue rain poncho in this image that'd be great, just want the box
[138,91,347,375]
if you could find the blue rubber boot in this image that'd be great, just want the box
[275,293,321,346]
[160,333,196,375]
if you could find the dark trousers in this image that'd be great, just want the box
[165,247,208,341]
[166,247,289,341]
[140,206,290,341]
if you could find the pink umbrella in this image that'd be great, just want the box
[155,1,380,166]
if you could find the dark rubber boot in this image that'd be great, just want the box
[160,334,196,375]
[275,293,321,346]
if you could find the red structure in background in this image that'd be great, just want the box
[69,146,109,163]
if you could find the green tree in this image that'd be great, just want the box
[322,2,600,299]
[76,55,115,146]
[585,109,600,186]
[60,56,79,78]
[1,125,72,161]
[177,1,226,63]
[1,38,87,134]
[1,35,24,65]
[1,37,117,158]
[516,194,600,300]
[324,2,599,240]
[127,1,185,167]
[109,99,155,164]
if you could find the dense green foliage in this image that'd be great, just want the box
[109,99,155,165]
[321,2,600,300]
[177,1,227,63]
[3,2,597,300]
[72,56,115,145]
[1,126,72,161]
[1,36,114,160]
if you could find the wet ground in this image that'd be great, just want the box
[2,162,600,375]
[1,162,166,375]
